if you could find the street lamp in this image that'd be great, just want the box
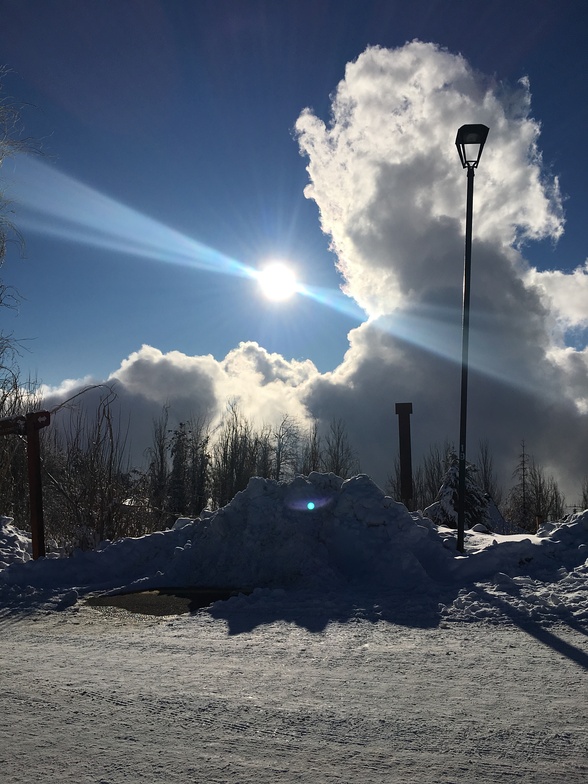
[455,123,489,553]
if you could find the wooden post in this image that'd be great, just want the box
[26,412,48,559]
[0,411,51,560]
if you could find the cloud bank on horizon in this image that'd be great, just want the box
[42,42,588,500]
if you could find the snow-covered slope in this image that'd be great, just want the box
[1,473,587,624]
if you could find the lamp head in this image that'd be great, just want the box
[455,124,489,169]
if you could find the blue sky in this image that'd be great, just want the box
[1,1,587,498]
[1,0,586,385]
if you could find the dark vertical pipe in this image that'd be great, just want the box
[395,402,413,508]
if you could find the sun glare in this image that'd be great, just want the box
[257,262,299,301]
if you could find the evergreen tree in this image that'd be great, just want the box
[506,443,565,531]
[506,441,533,531]
[424,452,489,529]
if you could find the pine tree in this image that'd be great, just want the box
[507,441,533,531]
[424,452,489,529]
[506,443,566,531]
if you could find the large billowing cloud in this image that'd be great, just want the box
[295,43,564,318]
[43,42,588,502]
[294,41,586,499]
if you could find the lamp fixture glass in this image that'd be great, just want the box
[455,124,489,169]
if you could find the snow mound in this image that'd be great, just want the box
[0,517,33,569]
[1,476,587,625]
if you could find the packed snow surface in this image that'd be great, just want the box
[1,472,587,625]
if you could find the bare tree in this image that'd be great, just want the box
[169,421,189,519]
[386,459,426,511]
[210,401,260,508]
[581,477,588,511]
[41,390,141,549]
[0,377,42,527]
[297,420,322,475]
[169,415,211,519]
[421,440,453,508]
[185,415,211,517]
[272,414,300,481]
[385,457,401,501]
[255,424,273,481]
[528,462,565,525]
[476,438,503,506]
[145,406,171,528]
[321,418,360,478]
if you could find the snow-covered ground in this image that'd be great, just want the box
[1,473,587,782]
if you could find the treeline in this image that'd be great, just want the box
[1,386,587,551]
[0,392,361,551]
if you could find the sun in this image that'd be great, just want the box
[257,261,299,302]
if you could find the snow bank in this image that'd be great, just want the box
[1,474,587,624]
[0,517,33,569]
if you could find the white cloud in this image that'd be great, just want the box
[526,260,588,333]
[41,343,317,464]
[295,43,564,319]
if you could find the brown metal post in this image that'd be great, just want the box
[395,403,413,508]
[26,412,47,559]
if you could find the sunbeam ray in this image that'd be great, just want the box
[9,155,255,280]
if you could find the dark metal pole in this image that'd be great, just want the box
[457,165,475,553]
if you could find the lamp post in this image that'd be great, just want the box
[455,124,489,553]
